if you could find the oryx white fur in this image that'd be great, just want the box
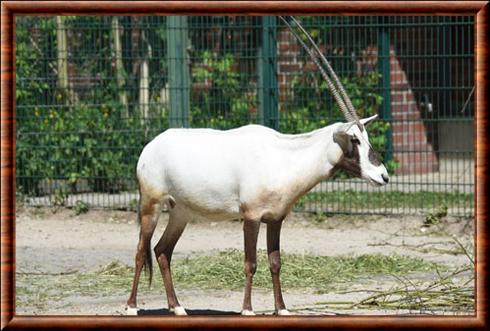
[137,115,387,223]
[240,309,256,316]
[170,306,187,316]
[125,306,139,316]
[128,115,389,316]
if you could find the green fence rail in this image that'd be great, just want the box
[15,16,474,216]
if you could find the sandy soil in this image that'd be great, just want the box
[15,207,474,316]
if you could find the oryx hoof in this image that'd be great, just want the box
[170,306,188,316]
[125,306,139,316]
[277,309,291,315]
[241,309,256,316]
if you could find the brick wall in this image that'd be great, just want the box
[389,47,439,175]
[277,28,301,103]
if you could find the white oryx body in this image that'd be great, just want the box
[137,121,387,224]
[126,117,389,316]
[139,124,337,222]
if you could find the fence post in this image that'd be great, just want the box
[377,24,393,161]
[167,16,190,128]
[258,17,278,130]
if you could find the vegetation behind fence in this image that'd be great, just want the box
[15,16,474,216]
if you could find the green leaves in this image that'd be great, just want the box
[191,51,256,129]
[424,205,449,227]
[16,104,159,195]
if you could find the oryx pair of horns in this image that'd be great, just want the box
[278,16,364,131]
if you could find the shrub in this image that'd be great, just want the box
[16,103,168,195]
[191,51,257,129]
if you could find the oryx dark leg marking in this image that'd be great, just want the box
[127,196,160,309]
[267,221,287,313]
[242,219,260,314]
[154,208,188,312]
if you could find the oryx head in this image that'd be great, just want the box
[281,16,390,186]
[333,114,389,186]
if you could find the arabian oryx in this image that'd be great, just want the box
[126,16,390,316]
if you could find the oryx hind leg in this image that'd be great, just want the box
[154,205,188,316]
[126,190,163,315]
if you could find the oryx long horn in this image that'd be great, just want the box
[289,16,361,126]
[285,16,363,130]
[278,16,354,124]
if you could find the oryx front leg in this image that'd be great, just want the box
[267,221,290,315]
[241,219,260,316]
[154,207,188,316]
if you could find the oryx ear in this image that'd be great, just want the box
[360,114,378,126]
[337,121,356,133]
[333,130,353,156]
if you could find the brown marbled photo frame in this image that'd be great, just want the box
[1,1,488,330]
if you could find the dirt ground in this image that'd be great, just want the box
[15,207,474,316]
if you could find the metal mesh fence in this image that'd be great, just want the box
[15,16,474,216]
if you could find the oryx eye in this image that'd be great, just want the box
[351,137,360,145]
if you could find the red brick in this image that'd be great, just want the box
[391,92,405,103]
[279,63,301,73]
[391,71,408,83]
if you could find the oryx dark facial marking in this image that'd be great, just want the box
[333,135,362,177]
[368,146,382,166]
